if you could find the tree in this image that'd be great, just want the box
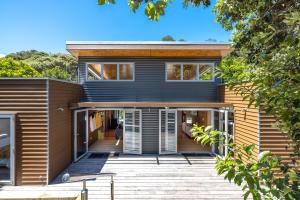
[7,50,48,60]
[215,1,300,151]
[6,50,78,81]
[98,0,210,21]
[191,126,300,199]
[161,35,175,41]
[41,66,72,81]
[0,57,40,78]
[161,35,186,41]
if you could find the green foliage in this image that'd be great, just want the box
[0,58,41,78]
[191,125,300,200]
[215,1,300,150]
[7,50,78,81]
[99,0,210,21]
[216,147,300,200]
[6,50,48,60]
[161,35,175,41]
[161,35,186,41]
[41,66,72,81]
[98,0,115,5]
[191,125,224,147]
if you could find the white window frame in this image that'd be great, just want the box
[85,62,135,82]
[123,109,142,155]
[0,114,15,185]
[165,62,215,82]
[159,109,178,155]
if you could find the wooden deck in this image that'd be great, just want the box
[1,154,244,199]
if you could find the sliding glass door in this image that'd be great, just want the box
[123,110,142,154]
[159,109,177,154]
[217,110,234,156]
[74,110,88,161]
[0,115,15,185]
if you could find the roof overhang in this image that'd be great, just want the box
[66,41,232,58]
[70,102,233,109]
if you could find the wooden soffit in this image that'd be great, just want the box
[70,102,233,109]
[66,42,232,58]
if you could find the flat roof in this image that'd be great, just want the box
[66,41,231,45]
[70,102,233,109]
[66,41,231,58]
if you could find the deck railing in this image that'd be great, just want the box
[62,172,116,200]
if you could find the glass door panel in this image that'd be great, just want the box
[217,110,234,156]
[123,110,142,154]
[0,116,14,184]
[159,109,177,154]
[74,110,88,161]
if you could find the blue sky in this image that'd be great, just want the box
[0,0,231,55]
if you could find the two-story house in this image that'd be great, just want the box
[67,41,232,160]
[0,41,294,186]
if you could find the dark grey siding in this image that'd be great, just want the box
[141,108,159,154]
[78,58,221,102]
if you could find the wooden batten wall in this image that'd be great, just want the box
[0,79,81,185]
[260,112,299,167]
[0,79,48,185]
[219,85,299,167]
[218,85,260,159]
[48,80,81,182]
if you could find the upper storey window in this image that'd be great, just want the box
[166,63,214,81]
[87,63,134,81]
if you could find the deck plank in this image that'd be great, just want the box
[1,154,244,199]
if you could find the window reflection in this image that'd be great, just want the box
[119,64,133,80]
[103,64,117,80]
[167,64,181,80]
[0,118,11,181]
[183,64,197,80]
[166,63,214,81]
[199,64,213,80]
[87,64,102,80]
[87,63,134,81]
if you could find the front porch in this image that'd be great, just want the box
[1,154,244,199]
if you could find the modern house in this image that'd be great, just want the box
[0,41,296,186]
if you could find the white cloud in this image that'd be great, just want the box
[0,54,5,58]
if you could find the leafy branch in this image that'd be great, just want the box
[98,0,210,21]
[191,124,300,199]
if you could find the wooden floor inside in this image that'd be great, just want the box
[89,139,123,152]
[1,154,244,199]
[89,129,123,152]
[89,129,211,154]
[178,130,211,153]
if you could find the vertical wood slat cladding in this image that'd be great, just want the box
[48,80,81,182]
[218,85,260,158]
[0,79,48,185]
[78,57,221,102]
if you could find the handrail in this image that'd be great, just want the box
[62,172,116,200]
